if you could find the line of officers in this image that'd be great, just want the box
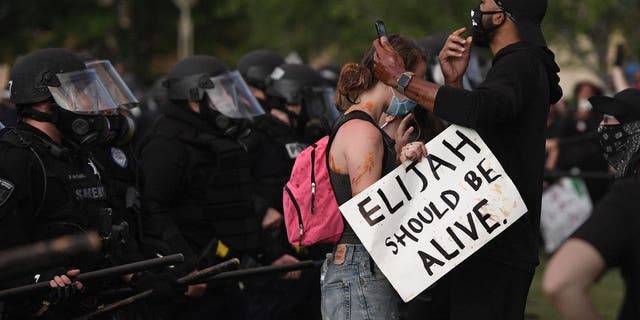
[0,48,340,319]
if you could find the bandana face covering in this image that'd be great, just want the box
[470,6,504,47]
[598,120,640,178]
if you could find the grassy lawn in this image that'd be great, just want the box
[525,253,624,319]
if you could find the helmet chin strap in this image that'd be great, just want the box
[20,107,60,124]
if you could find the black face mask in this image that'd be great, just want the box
[598,121,640,178]
[200,100,252,139]
[471,6,504,47]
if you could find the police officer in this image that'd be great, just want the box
[82,59,144,248]
[139,55,282,319]
[0,48,180,319]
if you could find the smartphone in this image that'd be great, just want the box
[375,20,387,42]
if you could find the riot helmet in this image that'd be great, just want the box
[266,63,338,141]
[10,48,127,145]
[164,55,264,137]
[266,63,324,106]
[237,49,285,91]
[317,64,341,88]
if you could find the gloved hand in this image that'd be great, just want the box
[34,269,84,317]
[130,271,186,303]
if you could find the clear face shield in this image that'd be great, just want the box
[47,69,119,115]
[85,60,139,109]
[302,86,340,129]
[204,70,265,119]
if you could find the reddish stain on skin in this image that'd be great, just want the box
[359,101,373,113]
[351,152,375,186]
[329,154,346,175]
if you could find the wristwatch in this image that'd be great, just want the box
[396,71,415,95]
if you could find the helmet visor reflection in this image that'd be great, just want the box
[304,86,340,126]
[85,60,139,108]
[205,70,265,119]
[48,69,118,115]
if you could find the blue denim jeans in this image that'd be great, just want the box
[320,244,400,320]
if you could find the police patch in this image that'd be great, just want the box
[110,147,128,169]
[0,178,15,207]
[285,143,307,159]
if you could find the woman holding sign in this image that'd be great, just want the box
[321,35,428,320]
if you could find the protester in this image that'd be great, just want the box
[543,88,640,320]
[321,34,427,320]
[545,80,610,202]
[373,0,562,318]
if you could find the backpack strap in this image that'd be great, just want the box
[325,110,387,177]
[328,110,379,144]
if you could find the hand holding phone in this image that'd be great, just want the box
[375,20,387,42]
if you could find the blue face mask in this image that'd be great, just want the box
[387,89,417,118]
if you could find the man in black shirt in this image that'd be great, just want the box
[373,0,562,318]
[544,88,640,320]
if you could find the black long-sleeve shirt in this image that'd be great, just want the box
[433,42,563,270]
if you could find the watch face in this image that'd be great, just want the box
[399,74,410,86]
[397,73,413,93]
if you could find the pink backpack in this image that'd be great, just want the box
[283,135,342,246]
[283,111,375,246]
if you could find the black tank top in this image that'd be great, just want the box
[327,111,397,244]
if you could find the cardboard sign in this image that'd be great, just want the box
[339,125,527,302]
[540,177,592,253]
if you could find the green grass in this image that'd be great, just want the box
[525,253,624,319]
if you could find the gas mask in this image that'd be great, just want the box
[299,86,340,142]
[27,67,121,145]
[470,7,505,47]
[203,70,265,138]
[598,120,640,178]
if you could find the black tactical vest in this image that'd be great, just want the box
[147,115,261,254]
[0,129,118,266]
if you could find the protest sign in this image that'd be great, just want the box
[540,177,592,253]
[338,125,527,302]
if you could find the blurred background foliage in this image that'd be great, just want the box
[1,0,639,85]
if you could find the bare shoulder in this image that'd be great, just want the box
[335,119,381,142]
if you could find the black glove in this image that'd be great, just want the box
[130,271,186,303]
[45,282,80,305]
[37,268,83,307]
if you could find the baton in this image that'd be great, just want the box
[76,258,240,320]
[0,253,184,299]
[203,259,323,284]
